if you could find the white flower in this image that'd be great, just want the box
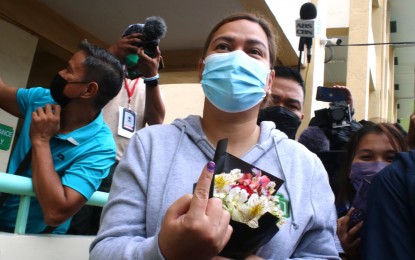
[213,170,285,228]
[214,170,241,199]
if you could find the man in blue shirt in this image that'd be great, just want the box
[0,40,123,234]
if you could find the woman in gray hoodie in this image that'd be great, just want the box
[90,12,339,260]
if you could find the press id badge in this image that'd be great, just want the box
[118,106,137,138]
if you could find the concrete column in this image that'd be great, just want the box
[347,0,371,120]
[0,19,38,171]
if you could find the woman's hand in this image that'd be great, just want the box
[159,162,233,260]
[337,208,363,260]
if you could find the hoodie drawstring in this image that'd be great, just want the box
[272,133,299,230]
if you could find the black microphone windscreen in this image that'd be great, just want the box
[143,16,167,40]
[300,2,317,19]
[298,126,330,154]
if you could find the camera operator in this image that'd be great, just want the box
[303,85,361,151]
[299,86,361,193]
[103,23,166,185]
[67,20,166,235]
[298,86,362,259]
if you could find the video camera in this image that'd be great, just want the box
[313,86,352,128]
[122,16,167,79]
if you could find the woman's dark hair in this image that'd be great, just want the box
[201,12,277,68]
[336,121,409,215]
[79,39,123,109]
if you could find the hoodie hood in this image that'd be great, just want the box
[171,115,213,158]
[171,115,289,161]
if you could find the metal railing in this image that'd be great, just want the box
[0,172,108,234]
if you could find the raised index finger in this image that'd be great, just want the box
[188,161,216,216]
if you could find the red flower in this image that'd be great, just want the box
[233,183,255,196]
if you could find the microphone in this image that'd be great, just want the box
[122,16,167,57]
[143,16,168,42]
[295,3,319,67]
[122,16,167,79]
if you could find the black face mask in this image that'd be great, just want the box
[49,74,88,107]
[257,106,301,139]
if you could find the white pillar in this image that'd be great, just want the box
[0,19,38,171]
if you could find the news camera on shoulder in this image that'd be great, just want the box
[122,16,167,79]
[314,86,352,129]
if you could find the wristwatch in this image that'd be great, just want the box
[144,74,159,88]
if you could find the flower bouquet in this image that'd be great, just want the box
[210,139,284,259]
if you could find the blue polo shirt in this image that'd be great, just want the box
[0,87,116,234]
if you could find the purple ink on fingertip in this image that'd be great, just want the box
[207,161,215,172]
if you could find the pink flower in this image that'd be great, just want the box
[213,168,284,228]
[233,183,255,196]
[238,173,253,185]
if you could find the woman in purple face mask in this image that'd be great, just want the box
[335,121,408,260]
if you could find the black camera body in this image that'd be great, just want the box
[125,23,159,58]
[328,101,352,128]
[314,86,351,128]
[313,101,351,128]
[309,86,361,151]
[122,16,167,79]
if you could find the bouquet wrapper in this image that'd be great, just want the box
[210,139,284,259]
[220,212,280,259]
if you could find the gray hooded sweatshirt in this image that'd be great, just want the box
[90,115,339,260]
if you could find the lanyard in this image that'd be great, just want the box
[124,78,139,106]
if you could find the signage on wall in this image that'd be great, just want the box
[0,123,14,151]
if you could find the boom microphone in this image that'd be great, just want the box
[143,16,167,41]
[295,2,319,69]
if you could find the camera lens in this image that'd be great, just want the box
[330,108,345,122]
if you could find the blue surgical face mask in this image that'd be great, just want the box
[349,161,389,191]
[201,50,270,113]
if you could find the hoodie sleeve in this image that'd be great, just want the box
[89,132,165,260]
[291,156,340,259]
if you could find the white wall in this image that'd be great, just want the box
[266,0,306,54]
[160,83,205,124]
[0,19,38,171]
[0,233,93,260]
[397,99,414,129]
[327,0,350,29]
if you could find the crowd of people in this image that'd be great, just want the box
[0,11,414,260]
